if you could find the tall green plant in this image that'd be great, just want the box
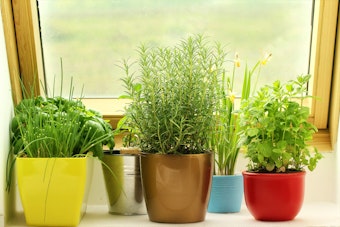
[211,53,271,175]
[121,35,225,154]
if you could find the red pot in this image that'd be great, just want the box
[242,171,306,221]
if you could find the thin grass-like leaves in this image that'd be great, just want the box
[122,35,224,154]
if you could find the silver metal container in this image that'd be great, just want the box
[102,153,146,215]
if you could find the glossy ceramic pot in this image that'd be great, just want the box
[16,157,93,227]
[243,171,306,221]
[208,174,243,213]
[140,153,213,223]
[102,153,146,215]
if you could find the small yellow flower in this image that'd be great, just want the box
[234,52,241,68]
[261,52,272,65]
[209,65,216,73]
[228,90,236,103]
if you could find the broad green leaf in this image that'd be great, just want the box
[247,128,259,137]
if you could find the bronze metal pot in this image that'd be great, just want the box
[140,153,213,223]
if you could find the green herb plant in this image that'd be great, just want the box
[210,53,270,175]
[114,115,140,148]
[7,80,115,190]
[11,96,114,158]
[239,75,323,172]
[110,83,141,152]
[121,35,225,154]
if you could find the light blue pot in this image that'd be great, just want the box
[208,174,243,213]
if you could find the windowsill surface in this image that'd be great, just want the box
[7,202,340,226]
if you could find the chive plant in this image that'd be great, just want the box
[7,84,115,191]
[11,96,114,158]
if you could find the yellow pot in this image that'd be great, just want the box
[16,157,93,227]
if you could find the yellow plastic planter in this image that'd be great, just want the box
[16,157,93,227]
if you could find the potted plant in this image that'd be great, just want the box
[101,115,146,215]
[113,114,141,154]
[7,87,114,226]
[239,74,323,221]
[121,35,225,223]
[208,53,270,213]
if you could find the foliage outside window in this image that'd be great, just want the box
[2,0,339,151]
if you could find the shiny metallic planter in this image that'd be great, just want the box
[102,153,146,215]
[140,153,213,223]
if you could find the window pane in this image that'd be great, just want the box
[38,0,313,98]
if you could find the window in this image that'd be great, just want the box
[38,0,312,98]
[2,0,339,150]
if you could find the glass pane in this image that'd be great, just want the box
[38,0,313,98]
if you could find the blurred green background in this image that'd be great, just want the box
[38,0,313,98]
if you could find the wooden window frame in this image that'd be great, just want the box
[1,0,339,151]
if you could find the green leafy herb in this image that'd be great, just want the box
[239,74,323,172]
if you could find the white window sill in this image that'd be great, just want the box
[7,202,340,226]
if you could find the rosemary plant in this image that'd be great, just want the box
[121,35,225,154]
